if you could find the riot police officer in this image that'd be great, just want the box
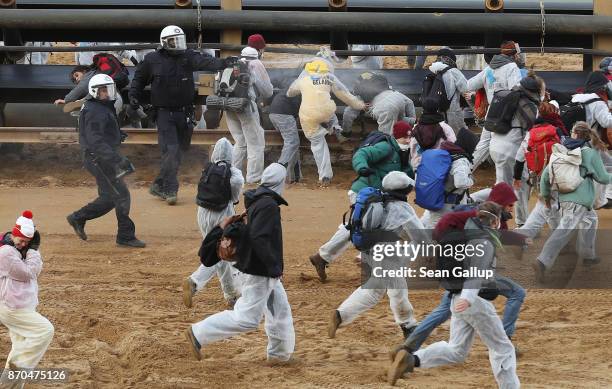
[67,74,145,248]
[129,25,230,205]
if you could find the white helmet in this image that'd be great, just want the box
[241,46,259,59]
[88,74,116,100]
[160,25,187,51]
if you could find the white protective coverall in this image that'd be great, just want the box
[336,172,430,330]
[189,138,244,302]
[226,54,274,184]
[414,222,520,389]
[287,60,366,181]
[0,246,54,389]
[191,164,295,362]
[342,90,417,135]
[468,55,522,171]
[573,93,612,208]
[429,61,469,133]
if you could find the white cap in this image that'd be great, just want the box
[241,46,259,59]
[382,171,415,191]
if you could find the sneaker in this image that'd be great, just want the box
[532,258,546,283]
[166,193,177,206]
[309,253,328,282]
[388,344,411,363]
[149,183,166,200]
[66,214,87,241]
[184,328,202,361]
[116,238,146,248]
[183,277,196,308]
[596,199,612,210]
[328,310,342,339]
[400,323,417,340]
[387,349,415,386]
[582,257,601,267]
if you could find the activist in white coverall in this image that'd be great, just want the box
[329,172,430,338]
[388,210,519,389]
[428,52,469,133]
[468,52,522,171]
[188,164,295,362]
[227,47,274,184]
[342,90,416,135]
[183,138,243,308]
[0,215,54,389]
[287,60,366,182]
[350,44,384,69]
[572,90,612,209]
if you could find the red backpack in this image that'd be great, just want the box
[92,53,130,89]
[525,124,560,175]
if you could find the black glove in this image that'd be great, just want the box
[358,167,375,177]
[129,96,140,110]
[29,230,41,251]
[120,130,128,142]
[224,56,239,67]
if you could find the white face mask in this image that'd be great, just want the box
[399,143,410,151]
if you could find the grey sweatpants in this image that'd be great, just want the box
[415,295,520,389]
[226,101,265,184]
[269,113,301,183]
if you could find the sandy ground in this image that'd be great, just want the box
[0,155,611,387]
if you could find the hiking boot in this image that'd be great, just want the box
[116,238,146,248]
[149,183,166,200]
[532,258,546,283]
[182,277,196,308]
[334,127,348,143]
[309,253,328,282]
[596,199,612,210]
[328,310,342,339]
[582,257,601,267]
[184,327,202,361]
[166,193,177,206]
[66,214,87,241]
[387,349,415,386]
[319,177,332,188]
[266,356,299,366]
[388,344,411,362]
[400,323,417,340]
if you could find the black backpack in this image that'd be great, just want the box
[421,67,453,112]
[92,53,130,90]
[436,227,499,300]
[353,72,391,103]
[196,161,232,211]
[560,98,602,133]
[483,89,523,134]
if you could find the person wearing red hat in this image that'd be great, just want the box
[0,211,54,386]
[247,34,266,58]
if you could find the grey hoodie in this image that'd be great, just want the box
[260,163,287,196]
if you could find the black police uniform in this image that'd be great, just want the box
[69,98,136,244]
[129,48,226,197]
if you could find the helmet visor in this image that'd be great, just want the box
[164,34,187,51]
[94,83,117,101]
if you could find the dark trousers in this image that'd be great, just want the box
[154,109,193,194]
[73,158,136,242]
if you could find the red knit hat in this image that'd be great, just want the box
[12,210,35,239]
[247,34,266,50]
[501,41,520,56]
[487,183,517,207]
[393,121,413,139]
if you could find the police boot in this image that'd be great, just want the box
[166,193,178,206]
[116,238,146,248]
[149,183,166,200]
[66,214,87,241]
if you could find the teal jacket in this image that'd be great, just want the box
[540,147,611,210]
[351,138,414,193]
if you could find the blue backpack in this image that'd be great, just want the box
[415,149,452,211]
[344,187,387,251]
